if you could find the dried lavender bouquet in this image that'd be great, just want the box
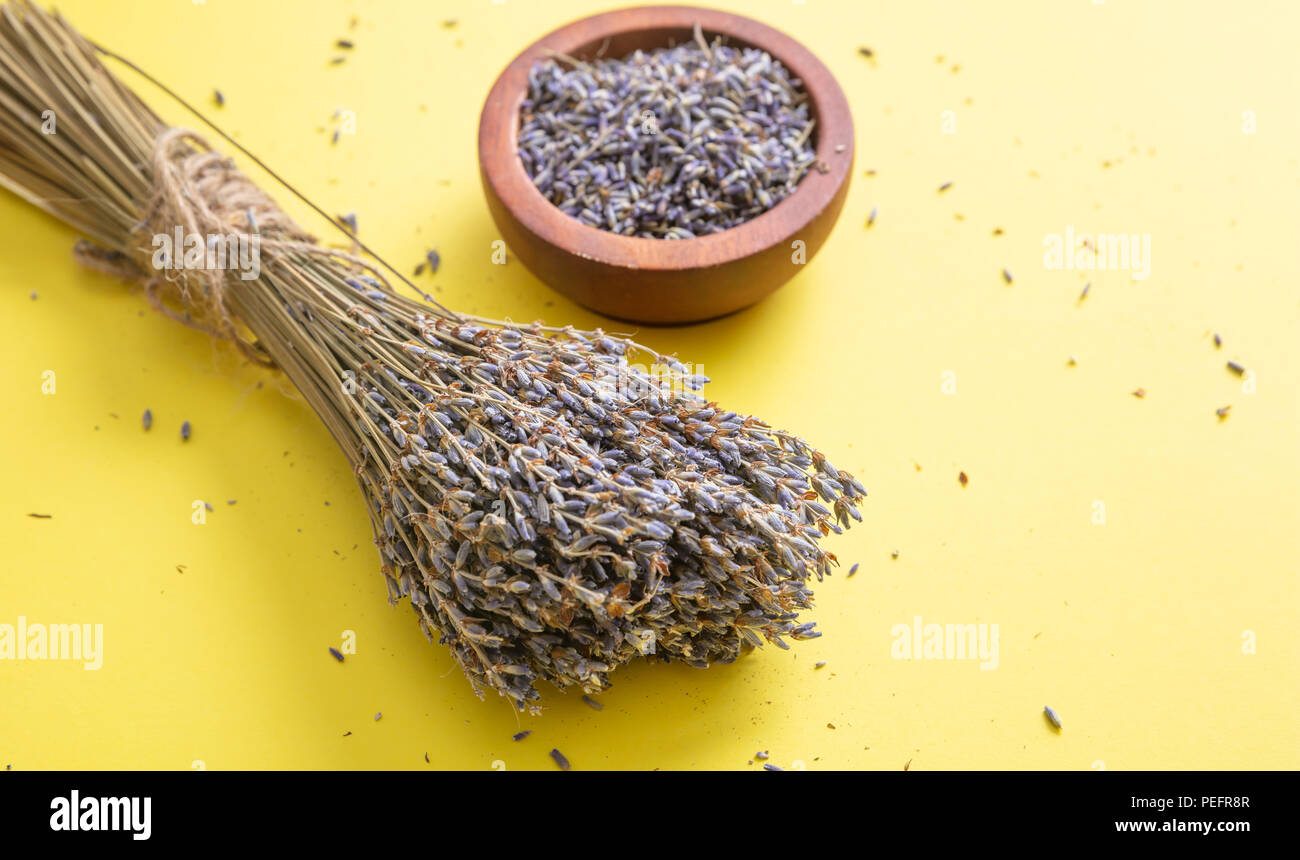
[0,3,865,712]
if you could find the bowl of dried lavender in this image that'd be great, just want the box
[479,5,854,324]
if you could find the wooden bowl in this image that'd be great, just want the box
[478,5,854,325]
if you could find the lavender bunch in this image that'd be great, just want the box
[0,3,865,713]
[518,26,818,238]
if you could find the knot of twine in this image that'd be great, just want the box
[75,128,320,367]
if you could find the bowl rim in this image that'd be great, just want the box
[478,4,855,273]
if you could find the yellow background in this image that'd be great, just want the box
[1,0,1296,770]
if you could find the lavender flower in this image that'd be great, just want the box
[518,27,818,238]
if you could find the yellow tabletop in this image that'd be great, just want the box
[1,0,1296,770]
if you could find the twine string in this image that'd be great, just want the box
[76,127,380,368]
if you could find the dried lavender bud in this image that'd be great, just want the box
[518,25,817,237]
[550,748,571,770]
[142,408,152,431]
[323,313,865,713]
[329,647,344,662]
[1044,705,1062,729]
[513,731,531,741]
[180,420,191,440]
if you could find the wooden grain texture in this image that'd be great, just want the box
[478,5,854,325]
